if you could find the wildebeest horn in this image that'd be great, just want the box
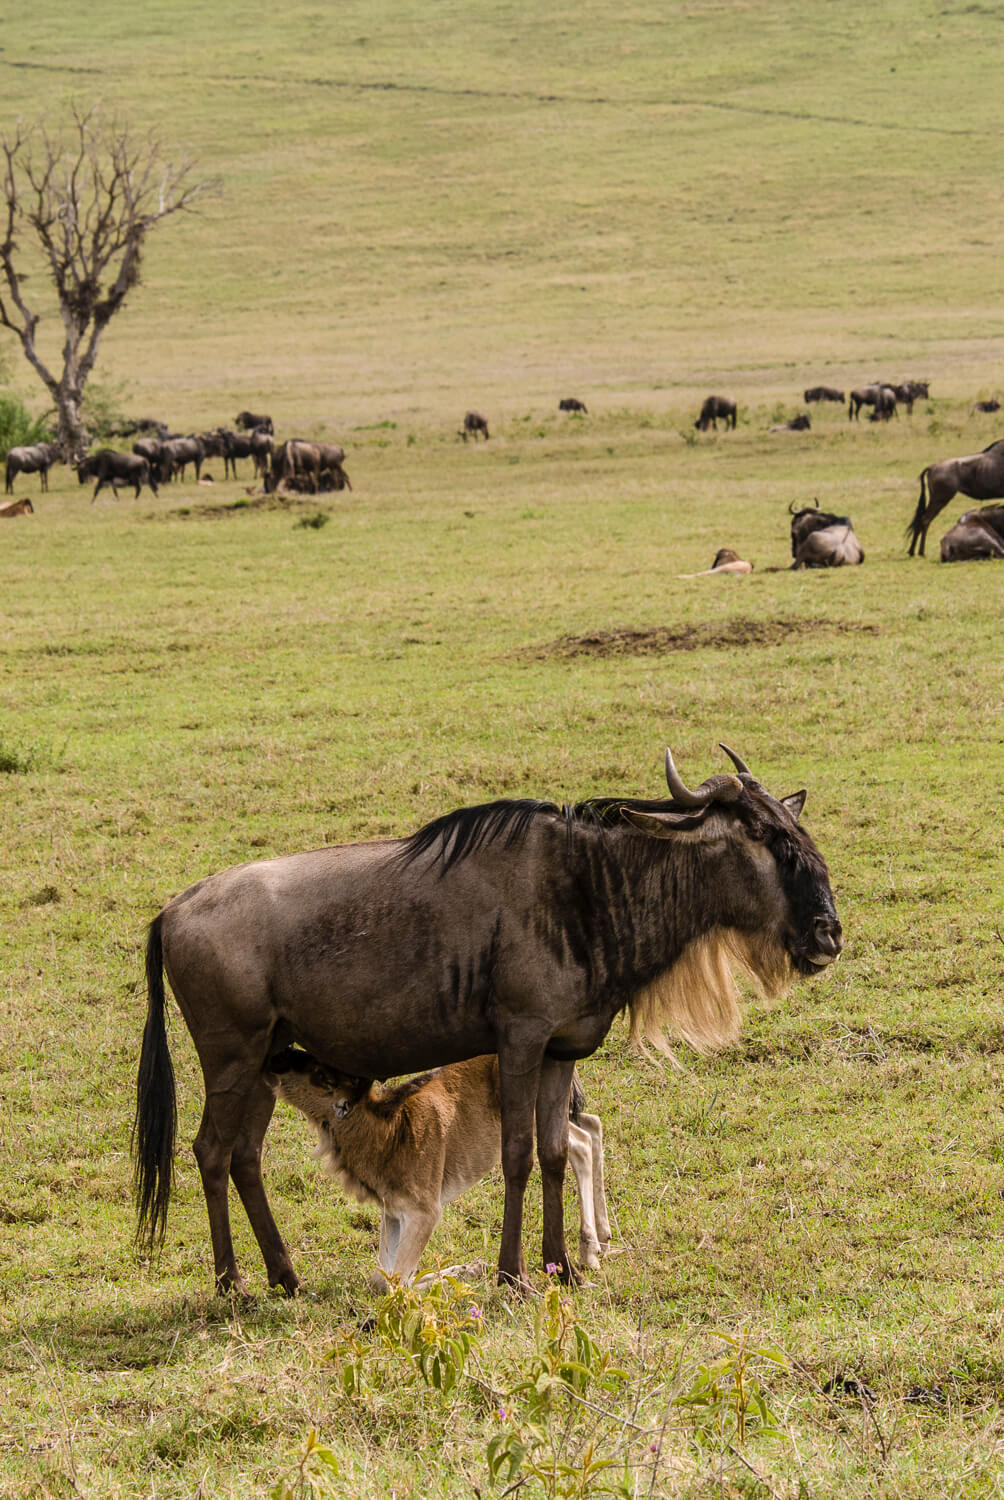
[718,743,754,778]
[665,748,743,807]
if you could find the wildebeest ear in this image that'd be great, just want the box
[780,790,807,822]
[620,806,712,836]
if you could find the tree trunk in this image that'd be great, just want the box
[56,381,89,459]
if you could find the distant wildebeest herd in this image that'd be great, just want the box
[3,388,1001,563]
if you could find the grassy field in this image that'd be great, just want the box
[2,1,1004,1496]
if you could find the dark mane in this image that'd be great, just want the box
[399,798,561,871]
[400,793,711,873]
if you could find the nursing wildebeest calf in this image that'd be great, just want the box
[134,743,842,1296]
[269,1049,610,1287]
[695,396,737,431]
[5,442,62,494]
[907,437,1004,556]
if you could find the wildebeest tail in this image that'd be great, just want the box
[133,913,177,1251]
[907,467,929,553]
[568,1071,586,1123]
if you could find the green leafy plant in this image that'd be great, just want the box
[671,1331,787,1448]
[331,1274,480,1399]
[487,1281,631,1498]
[269,1429,339,1500]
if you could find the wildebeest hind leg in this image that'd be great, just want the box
[536,1057,581,1284]
[497,1046,541,1293]
[227,1080,300,1294]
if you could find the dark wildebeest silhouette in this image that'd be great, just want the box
[972,399,1000,415]
[235,410,274,434]
[788,501,852,559]
[5,442,62,494]
[848,384,896,421]
[0,496,34,516]
[695,396,737,431]
[889,381,928,415]
[559,398,588,414]
[907,438,1004,556]
[770,414,811,433]
[803,387,845,405]
[158,435,207,483]
[132,437,169,484]
[77,451,159,503]
[939,505,1004,562]
[134,743,842,1296]
[462,411,490,441]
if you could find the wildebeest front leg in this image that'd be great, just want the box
[497,1047,542,1293]
[536,1058,580,1284]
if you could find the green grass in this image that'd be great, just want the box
[1,1,1004,1495]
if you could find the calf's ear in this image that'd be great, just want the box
[780,790,806,821]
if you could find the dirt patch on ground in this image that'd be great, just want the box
[162,494,326,521]
[525,617,878,660]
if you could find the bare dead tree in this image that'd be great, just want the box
[0,108,211,456]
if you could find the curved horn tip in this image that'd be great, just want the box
[718,742,754,778]
[664,747,709,808]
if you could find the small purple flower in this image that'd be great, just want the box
[468,1304,483,1321]
[498,1406,509,1421]
[545,1262,559,1276]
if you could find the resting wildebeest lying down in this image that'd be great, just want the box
[134,742,842,1296]
[77,450,159,502]
[0,496,34,516]
[559,398,588,413]
[461,411,490,441]
[770,414,811,433]
[907,437,1004,556]
[939,505,1004,562]
[803,386,845,405]
[972,399,1000,415]
[269,1048,610,1288]
[788,501,863,567]
[694,396,737,431]
[5,442,62,494]
[678,547,753,578]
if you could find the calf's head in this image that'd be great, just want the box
[267,1047,372,1121]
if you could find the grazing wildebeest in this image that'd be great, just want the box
[0,496,34,516]
[559,398,588,414]
[5,442,62,494]
[939,505,1004,562]
[803,387,845,405]
[134,743,842,1296]
[236,410,274,434]
[462,411,490,441]
[770,414,811,433]
[218,429,255,479]
[907,437,1004,557]
[792,522,864,568]
[972,398,1000,415]
[250,427,275,478]
[848,384,896,421]
[270,1048,610,1287]
[77,450,159,502]
[678,548,753,578]
[694,396,737,432]
[888,381,928,415]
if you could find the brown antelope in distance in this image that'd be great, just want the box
[269,1049,611,1289]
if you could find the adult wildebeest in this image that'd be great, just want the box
[694,396,737,432]
[250,427,275,478]
[134,743,842,1296]
[462,411,490,441]
[559,398,588,414]
[678,548,753,578]
[770,414,811,433]
[939,505,1004,562]
[77,450,159,502]
[803,387,845,405]
[0,496,34,516]
[848,384,896,421]
[270,1049,610,1288]
[788,500,849,557]
[792,523,864,568]
[159,435,206,483]
[236,410,274,434]
[907,437,1004,556]
[5,442,62,494]
[972,398,1000,415]
[217,429,255,480]
[889,381,928,415]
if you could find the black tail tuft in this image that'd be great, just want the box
[133,914,177,1252]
